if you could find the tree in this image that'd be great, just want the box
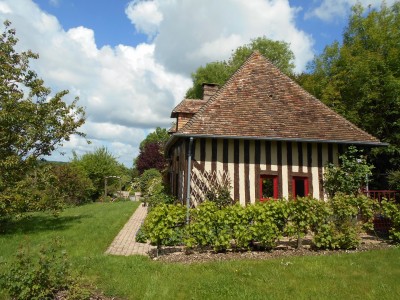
[139,127,169,150]
[50,164,94,205]
[0,21,85,216]
[71,147,130,200]
[135,142,167,175]
[296,3,400,188]
[324,146,373,198]
[134,127,169,175]
[186,37,295,98]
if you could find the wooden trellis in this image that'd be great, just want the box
[190,169,232,206]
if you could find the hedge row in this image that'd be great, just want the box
[141,194,399,252]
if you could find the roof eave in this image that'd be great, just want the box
[170,133,387,146]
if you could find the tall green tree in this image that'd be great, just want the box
[186,37,295,98]
[71,147,130,200]
[296,2,400,187]
[139,127,169,150]
[0,21,85,216]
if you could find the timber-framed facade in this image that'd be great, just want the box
[166,52,383,205]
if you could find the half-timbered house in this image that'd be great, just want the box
[166,51,383,205]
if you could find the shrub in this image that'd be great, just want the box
[323,146,373,198]
[0,165,66,220]
[185,200,289,251]
[184,201,221,250]
[388,170,400,190]
[313,222,360,250]
[146,176,175,208]
[313,194,376,249]
[286,197,330,249]
[143,203,186,250]
[70,147,130,200]
[247,201,289,249]
[142,195,379,252]
[138,168,162,195]
[135,225,149,243]
[0,240,91,300]
[380,200,400,243]
[50,164,95,205]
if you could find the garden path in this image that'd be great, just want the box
[105,204,154,256]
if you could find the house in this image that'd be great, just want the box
[166,51,383,206]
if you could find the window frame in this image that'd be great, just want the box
[292,176,309,198]
[259,175,279,201]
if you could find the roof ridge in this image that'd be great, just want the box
[179,51,261,133]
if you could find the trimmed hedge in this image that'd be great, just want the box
[142,194,387,252]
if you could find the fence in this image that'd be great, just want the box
[363,190,399,233]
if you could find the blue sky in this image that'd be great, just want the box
[0,0,395,167]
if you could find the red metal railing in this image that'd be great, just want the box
[363,190,400,232]
[363,190,400,203]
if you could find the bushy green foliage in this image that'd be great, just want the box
[135,225,149,243]
[71,147,130,200]
[0,165,66,222]
[247,201,289,249]
[0,21,85,219]
[313,194,376,249]
[146,177,175,207]
[134,168,174,207]
[388,170,400,190]
[380,200,400,243]
[184,201,233,251]
[148,200,289,251]
[139,127,169,150]
[0,240,91,300]
[324,146,373,197]
[143,195,384,252]
[286,197,330,249]
[50,164,94,205]
[143,203,186,249]
[137,168,162,194]
[296,2,400,184]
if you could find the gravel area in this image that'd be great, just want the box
[150,234,394,264]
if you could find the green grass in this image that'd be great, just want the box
[1,202,400,299]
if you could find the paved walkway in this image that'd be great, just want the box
[105,204,155,256]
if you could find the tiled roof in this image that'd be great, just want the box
[176,51,381,144]
[170,99,207,117]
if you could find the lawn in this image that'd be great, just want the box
[0,201,399,300]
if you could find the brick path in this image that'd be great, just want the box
[105,204,155,256]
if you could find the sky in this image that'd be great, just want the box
[0,0,396,167]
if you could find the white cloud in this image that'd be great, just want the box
[0,2,12,13]
[0,0,191,166]
[125,0,163,38]
[306,0,398,21]
[0,0,318,166]
[151,0,314,73]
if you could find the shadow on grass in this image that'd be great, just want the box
[0,213,91,235]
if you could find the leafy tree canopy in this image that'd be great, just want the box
[134,127,169,175]
[186,36,295,99]
[135,142,167,175]
[139,127,169,150]
[71,147,130,200]
[324,146,373,198]
[0,21,85,190]
[295,2,400,187]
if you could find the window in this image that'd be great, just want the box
[260,175,278,201]
[292,176,309,198]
